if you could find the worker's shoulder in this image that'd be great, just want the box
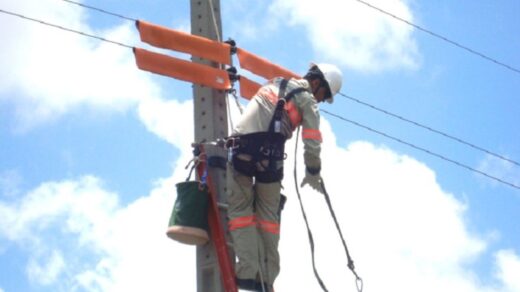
[287,78,314,103]
[287,77,310,91]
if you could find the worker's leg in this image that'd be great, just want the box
[255,166,282,286]
[227,161,259,280]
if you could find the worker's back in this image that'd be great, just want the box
[232,77,313,140]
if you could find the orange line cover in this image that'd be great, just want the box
[134,48,231,90]
[136,20,232,65]
[237,48,300,80]
[239,76,262,100]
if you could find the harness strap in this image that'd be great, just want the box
[279,78,289,99]
[228,132,286,182]
[268,79,308,134]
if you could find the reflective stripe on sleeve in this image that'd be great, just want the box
[302,128,323,142]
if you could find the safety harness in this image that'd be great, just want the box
[228,79,308,183]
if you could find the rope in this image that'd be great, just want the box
[230,89,245,114]
[207,0,222,42]
[256,239,267,292]
[294,127,363,292]
[293,127,330,292]
[226,92,234,131]
[320,179,363,291]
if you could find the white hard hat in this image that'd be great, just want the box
[311,63,343,104]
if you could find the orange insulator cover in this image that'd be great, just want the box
[134,48,231,90]
[239,76,262,100]
[237,48,300,80]
[136,20,232,65]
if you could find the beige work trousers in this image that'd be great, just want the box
[227,159,282,286]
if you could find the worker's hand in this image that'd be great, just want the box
[300,170,324,194]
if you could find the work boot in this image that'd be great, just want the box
[236,278,260,291]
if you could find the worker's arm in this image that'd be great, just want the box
[299,94,322,173]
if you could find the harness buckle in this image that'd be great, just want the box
[259,146,272,157]
[225,137,240,150]
[225,137,240,162]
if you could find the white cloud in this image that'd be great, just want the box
[27,249,65,286]
[137,96,194,147]
[0,0,160,131]
[275,119,489,291]
[1,1,519,292]
[495,249,520,292]
[0,175,195,292]
[268,0,420,72]
[3,117,519,292]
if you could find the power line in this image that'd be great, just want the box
[321,109,520,191]
[59,0,520,168]
[63,0,520,76]
[61,0,136,22]
[0,8,133,49]
[352,0,520,75]
[338,92,520,167]
[3,6,518,190]
[56,0,520,167]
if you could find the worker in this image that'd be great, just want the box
[226,63,343,291]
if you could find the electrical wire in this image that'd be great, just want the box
[321,109,520,191]
[2,7,518,191]
[60,0,520,76]
[0,8,133,49]
[352,0,520,75]
[56,0,520,168]
[338,92,520,167]
[61,0,136,22]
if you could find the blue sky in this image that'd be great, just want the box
[1,0,519,291]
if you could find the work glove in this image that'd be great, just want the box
[300,169,324,194]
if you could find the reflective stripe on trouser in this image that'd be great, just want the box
[227,163,281,285]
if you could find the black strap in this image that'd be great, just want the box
[207,156,227,170]
[268,79,308,133]
[278,78,289,100]
[284,87,307,103]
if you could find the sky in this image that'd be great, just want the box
[0,0,519,291]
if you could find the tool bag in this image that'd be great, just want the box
[166,181,209,245]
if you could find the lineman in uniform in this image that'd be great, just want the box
[226,63,343,291]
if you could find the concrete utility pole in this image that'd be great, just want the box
[190,0,231,291]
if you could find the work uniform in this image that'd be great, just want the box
[227,77,323,286]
